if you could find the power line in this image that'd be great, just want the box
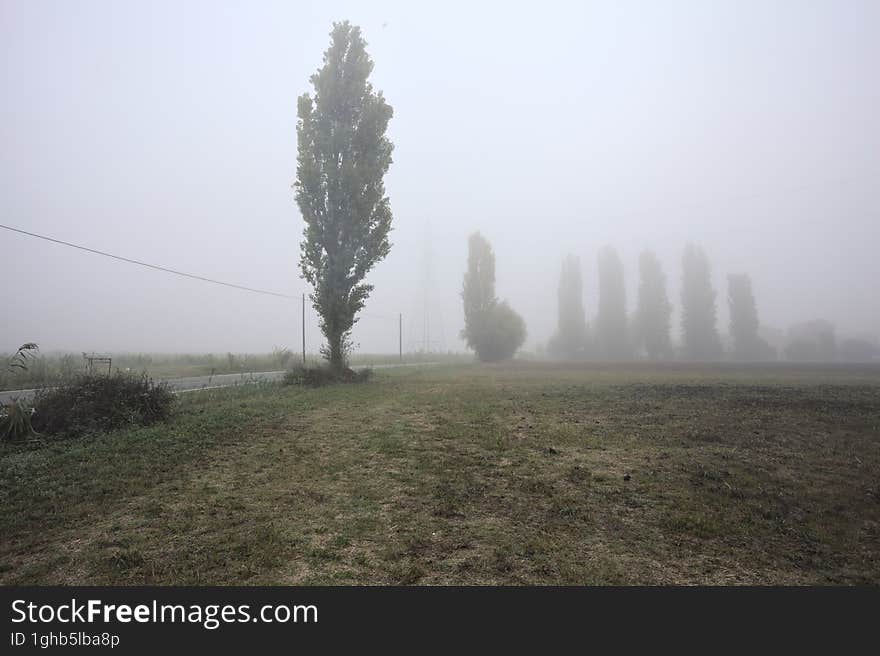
[1,223,299,299]
[2,222,406,356]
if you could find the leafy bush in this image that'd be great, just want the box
[0,400,36,442]
[467,301,527,362]
[283,365,372,388]
[282,367,306,386]
[31,372,174,438]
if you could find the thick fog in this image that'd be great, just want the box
[2,0,878,356]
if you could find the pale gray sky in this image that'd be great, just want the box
[2,0,878,354]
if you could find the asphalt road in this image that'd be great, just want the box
[0,362,437,405]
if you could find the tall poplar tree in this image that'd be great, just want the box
[549,254,587,359]
[294,22,394,372]
[635,250,672,360]
[728,273,772,361]
[681,243,722,360]
[596,246,631,360]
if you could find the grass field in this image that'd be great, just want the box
[1,362,878,584]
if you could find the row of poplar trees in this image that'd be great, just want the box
[548,244,773,361]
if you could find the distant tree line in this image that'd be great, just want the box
[782,320,876,363]
[547,243,731,361]
[459,233,876,364]
[544,244,875,363]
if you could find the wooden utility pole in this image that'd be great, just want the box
[302,293,306,365]
[399,313,403,362]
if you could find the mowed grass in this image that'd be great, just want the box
[1,362,878,584]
